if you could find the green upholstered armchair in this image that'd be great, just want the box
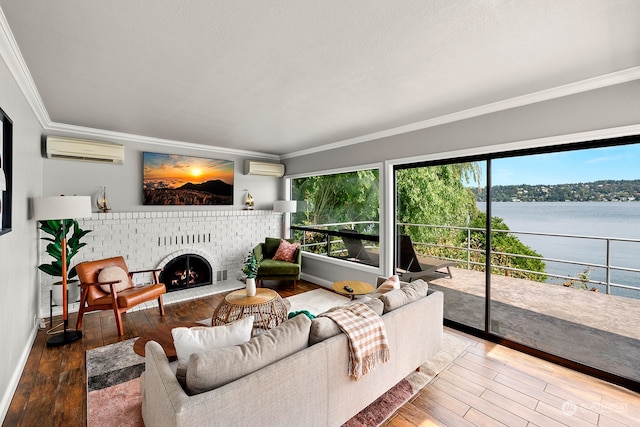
[252,237,301,289]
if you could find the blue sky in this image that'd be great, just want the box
[480,144,640,186]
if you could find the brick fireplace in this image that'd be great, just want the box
[39,209,281,317]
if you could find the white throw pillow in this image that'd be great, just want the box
[172,316,254,381]
[97,266,130,293]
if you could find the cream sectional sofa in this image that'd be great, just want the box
[141,281,443,427]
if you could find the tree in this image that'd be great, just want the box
[396,163,479,255]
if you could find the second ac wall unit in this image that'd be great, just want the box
[244,160,285,177]
[45,136,125,164]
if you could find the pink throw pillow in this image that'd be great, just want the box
[376,275,400,295]
[272,240,300,262]
[97,266,130,293]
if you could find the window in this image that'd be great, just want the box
[290,168,380,266]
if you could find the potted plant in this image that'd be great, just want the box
[38,219,92,305]
[242,251,259,297]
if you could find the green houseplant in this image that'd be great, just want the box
[242,251,259,296]
[38,219,91,304]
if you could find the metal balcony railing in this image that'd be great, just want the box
[291,221,640,296]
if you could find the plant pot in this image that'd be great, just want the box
[245,278,256,297]
[51,280,81,306]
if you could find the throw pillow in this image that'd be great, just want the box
[379,279,429,313]
[97,266,130,293]
[185,314,311,395]
[172,316,254,384]
[373,274,400,297]
[272,239,300,262]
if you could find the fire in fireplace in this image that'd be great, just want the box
[159,253,212,292]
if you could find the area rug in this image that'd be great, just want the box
[286,288,350,315]
[87,291,471,426]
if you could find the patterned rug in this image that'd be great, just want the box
[87,292,471,426]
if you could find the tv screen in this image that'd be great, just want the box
[143,152,234,205]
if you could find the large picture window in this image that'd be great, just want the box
[290,168,380,266]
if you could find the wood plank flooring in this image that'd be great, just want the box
[4,280,639,426]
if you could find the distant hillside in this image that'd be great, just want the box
[144,180,233,205]
[472,179,640,202]
[178,179,233,196]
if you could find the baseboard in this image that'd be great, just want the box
[0,324,38,424]
[300,273,332,288]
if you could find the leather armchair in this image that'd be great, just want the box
[75,256,166,336]
[253,237,301,289]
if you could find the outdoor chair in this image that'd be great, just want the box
[340,229,379,266]
[396,234,456,282]
[75,256,166,336]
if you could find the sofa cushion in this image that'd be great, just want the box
[309,298,383,345]
[264,237,283,258]
[185,313,311,395]
[172,316,254,384]
[97,266,130,293]
[272,239,300,262]
[379,279,429,313]
[257,258,300,275]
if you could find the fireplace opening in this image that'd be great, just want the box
[159,254,212,292]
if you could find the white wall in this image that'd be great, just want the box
[287,80,640,286]
[42,143,280,211]
[0,57,44,420]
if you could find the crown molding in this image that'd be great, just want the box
[45,122,281,160]
[281,67,640,160]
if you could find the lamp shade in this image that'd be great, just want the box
[32,196,92,221]
[273,200,297,213]
[0,168,6,191]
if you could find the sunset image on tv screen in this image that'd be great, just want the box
[143,152,234,205]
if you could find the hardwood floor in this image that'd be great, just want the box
[4,280,639,426]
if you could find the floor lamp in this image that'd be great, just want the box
[273,200,297,238]
[32,196,92,347]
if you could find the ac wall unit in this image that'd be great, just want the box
[45,136,124,164]
[244,160,285,177]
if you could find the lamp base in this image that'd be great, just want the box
[46,329,83,347]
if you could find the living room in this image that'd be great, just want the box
[1,1,640,425]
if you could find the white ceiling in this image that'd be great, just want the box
[1,1,639,157]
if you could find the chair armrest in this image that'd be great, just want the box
[253,243,264,261]
[295,246,302,264]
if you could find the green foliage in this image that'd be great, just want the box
[563,267,599,291]
[467,212,546,281]
[396,163,479,248]
[38,219,91,279]
[242,251,259,279]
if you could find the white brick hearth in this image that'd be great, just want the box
[39,209,281,318]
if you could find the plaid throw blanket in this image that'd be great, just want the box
[322,302,390,380]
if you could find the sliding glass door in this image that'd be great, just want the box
[394,138,640,388]
[396,161,487,331]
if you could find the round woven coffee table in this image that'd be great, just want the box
[211,288,288,335]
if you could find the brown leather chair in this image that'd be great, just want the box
[75,256,166,336]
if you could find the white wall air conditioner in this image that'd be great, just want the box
[45,136,125,164]
[244,160,285,177]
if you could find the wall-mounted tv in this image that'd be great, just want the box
[143,152,234,205]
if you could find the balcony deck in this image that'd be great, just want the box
[424,267,640,383]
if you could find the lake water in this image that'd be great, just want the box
[477,202,640,298]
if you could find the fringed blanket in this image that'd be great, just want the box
[322,302,390,380]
